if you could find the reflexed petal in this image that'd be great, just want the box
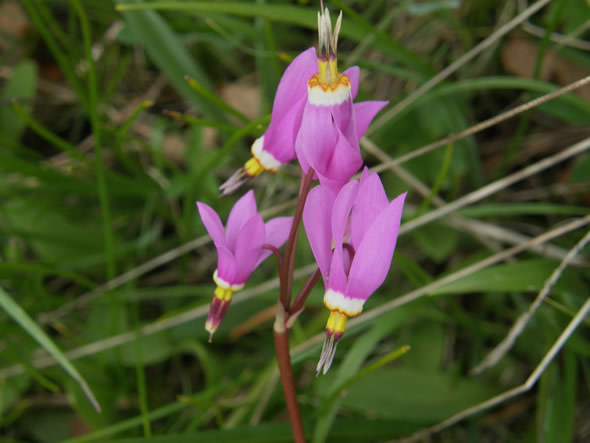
[196,202,226,246]
[271,47,317,120]
[225,190,257,251]
[331,180,359,248]
[263,217,293,248]
[343,66,360,99]
[350,169,389,249]
[354,101,388,138]
[255,216,293,267]
[296,103,338,174]
[330,96,353,134]
[317,128,362,193]
[346,192,407,300]
[216,245,237,284]
[303,185,335,280]
[233,214,266,284]
[327,245,347,293]
[261,96,308,163]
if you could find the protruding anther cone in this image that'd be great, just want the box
[316,311,348,375]
[205,285,234,341]
[316,333,341,376]
[219,168,250,196]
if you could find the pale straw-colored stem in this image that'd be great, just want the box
[396,295,590,443]
[291,215,590,357]
[368,0,553,134]
[470,229,590,375]
[371,74,590,173]
[361,137,587,265]
[398,136,590,235]
[4,215,588,379]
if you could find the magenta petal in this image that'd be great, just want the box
[350,170,389,249]
[263,217,293,249]
[328,245,347,293]
[346,192,407,300]
[354,101,388,138]
[318,128,362,193]
[216,245,237,284]
[255,216,293,267]
[271,47,317,121]
[225,190,257,251]
[197,202,226,246]
[296,103,338,174]
[330,96,353,135]
[303,185,335,279]
[331,180,359,249]
[343,66,360,100]
[262,95,308,163]
[233,214,265,284]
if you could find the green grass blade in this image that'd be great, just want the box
[0,286,101,412]
[72,0,116,280]
[115,0,224,120]
[116,2,428,72]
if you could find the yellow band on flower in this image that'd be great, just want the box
[214,285,233,302]
[326,310,348,335]
[244,157,265,177]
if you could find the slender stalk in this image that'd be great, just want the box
[290,268,321,315]
[272,168,315,443]
[280,168,315,309]
[273,317,306,443]
[262,244,283,269]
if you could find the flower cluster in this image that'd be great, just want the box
[197,7,405,373]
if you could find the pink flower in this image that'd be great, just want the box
[197,190,292,339]
[303,168,406,374]
[295,8,387,194]
[219,48,318,195]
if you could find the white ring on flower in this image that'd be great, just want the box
[251,136,282,172]
[213,269,245,291]
[323,289,364,316]
[308,84,350,107]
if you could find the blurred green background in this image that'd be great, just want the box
[0,0,589,441]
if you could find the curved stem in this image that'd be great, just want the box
[280,167,315,309]
[290,267,322,316]
[262,244,283,269]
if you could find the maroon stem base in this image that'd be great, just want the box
[274,326,306,443]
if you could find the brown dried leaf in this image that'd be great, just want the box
[502,36,590,101]
[0,1,30,49]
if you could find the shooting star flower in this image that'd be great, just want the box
[303,168,406,374]
[219,48,318,195]
[197,191,292,340]
[295,8,388,193]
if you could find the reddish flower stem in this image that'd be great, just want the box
[273,167,315,443]
[262,244,283,269]
[279,167,315,310]
[290,267,321,316]
[273,320,306,443]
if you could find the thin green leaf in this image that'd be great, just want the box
[0,286,100,412]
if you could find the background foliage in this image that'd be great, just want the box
[0,0,589,441]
